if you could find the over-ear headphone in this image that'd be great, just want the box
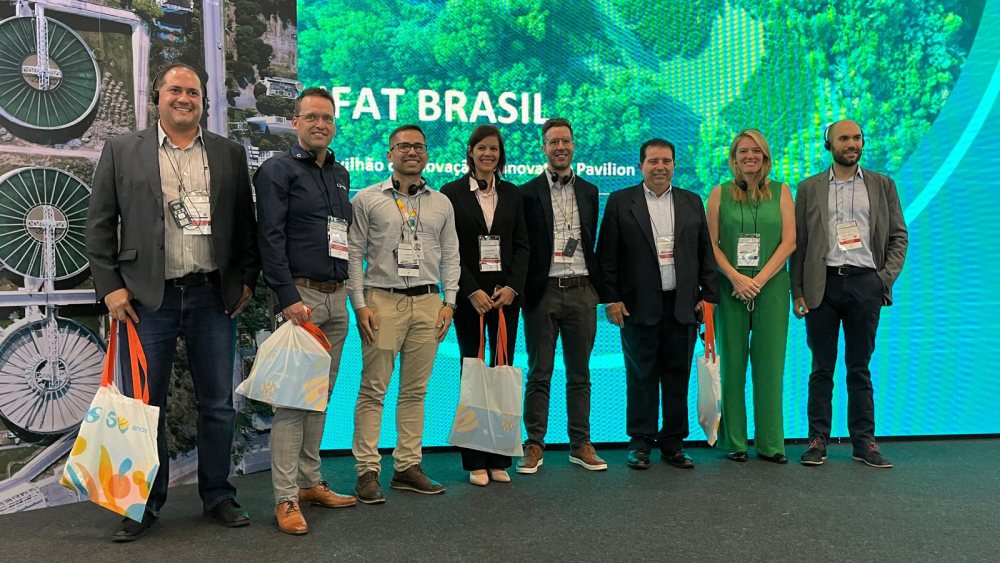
[151,62,210,112]
[736,179,765,192]
[823,123,864,150]
[392,176,427,196]
[550,169,573,186]
[471,170,493,191]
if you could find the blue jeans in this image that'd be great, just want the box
[120,282,238,514]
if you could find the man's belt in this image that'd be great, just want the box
[372,284,439,296]
[826,265,876,276]
[167,271,218,288]
[548,276,589,289]
[294,277,346,293]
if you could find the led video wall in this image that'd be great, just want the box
[297,0,1000,449]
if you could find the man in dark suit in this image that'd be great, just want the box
[517,118,609,474]
[597,138,718,470]
[86,63,259,541]
[792,119,908,469]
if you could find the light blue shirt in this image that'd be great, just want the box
[826,168,876,268]
[347,178,460,309]
[643,183,676,291]
[547,170,588,278]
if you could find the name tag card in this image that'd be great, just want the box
[836,221,863,251]
[183,192,211,235]
[328,216,349,259]
[656,235,674,266]
[737,233,760,267]
[396,243,419,277]
[479,236,501,272]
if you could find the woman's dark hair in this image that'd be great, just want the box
[466,125,506,177]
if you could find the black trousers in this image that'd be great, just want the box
[522,281,598,449]
[621,291,697,453]
[453,297,519,470]
[805,270,883,449]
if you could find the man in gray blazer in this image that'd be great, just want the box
[86,63,259,540]
[791,119,908,469]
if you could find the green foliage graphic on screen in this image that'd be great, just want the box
[297,0,996,449]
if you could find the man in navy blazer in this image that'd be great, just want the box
[517,118,609,474]
[598,138,718,470]
[86,63,259,541]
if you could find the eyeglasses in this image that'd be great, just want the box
[545,138,574,147]
[391,142,427,154]
[296,114,335,124]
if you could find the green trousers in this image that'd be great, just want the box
[715,270,789,456]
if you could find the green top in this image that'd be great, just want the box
[718,180,784,276]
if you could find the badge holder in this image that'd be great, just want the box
[479,235,501,272]
[736,233,761,267]
[656,235,674,266]
[836,221,863,251]
[328,216,349,259]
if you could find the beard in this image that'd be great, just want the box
[833,148,861,167]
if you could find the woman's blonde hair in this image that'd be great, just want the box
[728,129,773,202]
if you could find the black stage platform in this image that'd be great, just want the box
[3,439,997,562]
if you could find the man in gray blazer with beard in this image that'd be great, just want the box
[792,119,908,469]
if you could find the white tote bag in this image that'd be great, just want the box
[236,320,332,411]
[60,319,160,522]
[697,303,721,446]
[448,309,524,457]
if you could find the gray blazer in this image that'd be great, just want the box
[86,125,260,312]
[791,167,908,308]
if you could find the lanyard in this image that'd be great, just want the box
[834,171,859,223]
[161,141,207,197]
[649,189,674,239]
[392,190,421,241]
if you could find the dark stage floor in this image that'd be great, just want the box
[3,439,998,562]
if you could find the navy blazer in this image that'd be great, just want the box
[86,125,260,312]
[440,175,529,301]
[519,173,607,310]
[597,184,718,325]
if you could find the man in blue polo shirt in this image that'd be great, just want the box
[254,87,357,535]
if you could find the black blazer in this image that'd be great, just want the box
[520,173,607,310]
[597,184,718,326]
[86,125,260,312]
[440,175,529,301]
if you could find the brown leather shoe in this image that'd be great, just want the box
[516,443,544,474]
[569,443,608,471]
[298,480,358,508]
[274,500,308,535]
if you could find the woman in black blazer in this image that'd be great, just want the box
[441,125,529,487]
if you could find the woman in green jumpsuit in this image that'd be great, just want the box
[706,129,796,463]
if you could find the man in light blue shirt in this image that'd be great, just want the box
[347,124,460,503]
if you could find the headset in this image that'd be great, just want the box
[550,169,574,186]
[823,122,864,150]
[151,62,209,112]
[392,176,427,196]
[470,170,495,191]
[736,179,765,192]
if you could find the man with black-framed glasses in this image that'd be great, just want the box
[254,87,356,535]
[347,124,460,503]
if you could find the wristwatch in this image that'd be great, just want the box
[443,301,457,310]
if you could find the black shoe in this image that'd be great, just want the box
[757,452,789,464]
[626,450,651,470]
[390,465,445,495]
[205,499,250,527]
[111,512,157,542]
[852,442,893,468]
[356,471,386,504]
[800,437,828,466]
[726,451,749,463]
[661,449,694,469]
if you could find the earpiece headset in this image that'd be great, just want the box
[823,123,865,150]
[392,176,427,196]
[151,62,210,112]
